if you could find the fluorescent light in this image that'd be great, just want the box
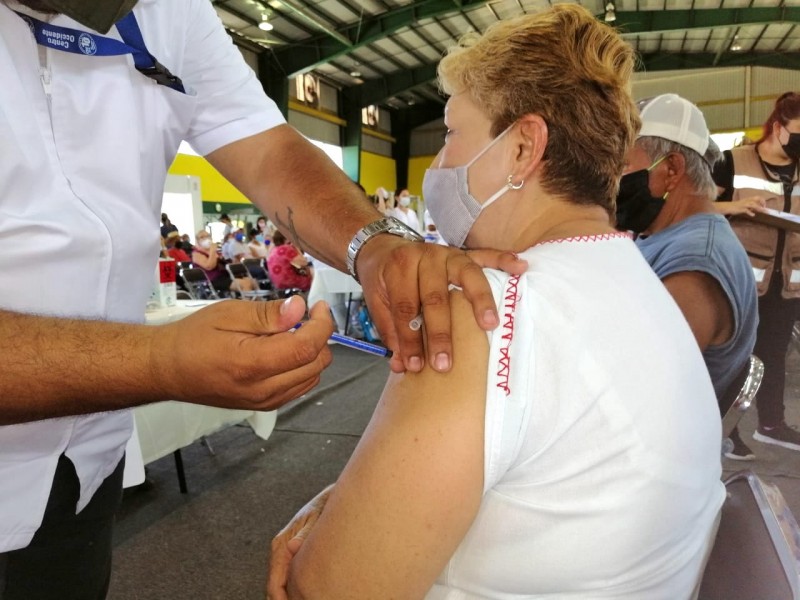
[604,2,616,23]
[259,14,273,31]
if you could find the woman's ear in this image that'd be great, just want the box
[514,115,548,182]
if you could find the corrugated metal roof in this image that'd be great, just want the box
[212,0,800,111]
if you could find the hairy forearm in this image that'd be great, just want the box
[207,125,381,269]
[0,309,165,425]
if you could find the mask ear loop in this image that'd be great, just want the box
[507,175,524,190]
[645,154,670,201]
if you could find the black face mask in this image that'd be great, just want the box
[781,129,800,162]
[614,169,665,234]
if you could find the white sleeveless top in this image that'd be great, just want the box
[428,234,725,600]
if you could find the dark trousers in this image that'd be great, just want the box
[0,453,124,600]
[753,279,800,427]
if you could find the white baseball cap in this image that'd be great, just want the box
[637,94,714,163]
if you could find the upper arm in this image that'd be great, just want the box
[180,0,284,156]
[288,291,489,600]
[204,125,297,206]
[662,270,734,350]
[191,251,210,269]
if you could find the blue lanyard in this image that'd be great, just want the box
[14,10,185,93]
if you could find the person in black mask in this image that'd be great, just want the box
[615,94,758,459]
[713,91,800,458]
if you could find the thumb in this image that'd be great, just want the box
[231,295,307,335]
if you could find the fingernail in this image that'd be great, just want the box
[281,297,293,314]
[434,353,450,371]
[408,356,423,371]
[483,310,499,328]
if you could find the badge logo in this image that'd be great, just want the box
[78,33,97,55]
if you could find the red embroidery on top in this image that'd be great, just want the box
[534,232,632,247]
[496,275,520,396]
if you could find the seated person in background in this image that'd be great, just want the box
[165,231,191,263]
[247,228,269,259]
[615,94,759,460]
[267,231,313,292]
[180,233,194,254]
[221,229,248,263]
[269,7,725,599]
[191,230,254,297]
[255,215,270,242]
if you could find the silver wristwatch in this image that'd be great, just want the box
[346,217,425,282]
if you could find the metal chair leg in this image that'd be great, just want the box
[200,435,215,455]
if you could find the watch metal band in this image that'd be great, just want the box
[346,217,425,282]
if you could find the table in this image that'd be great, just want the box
[307,261,363,334]
[740,208,800,234]
[122,300,277,489]
[133,402,276,465]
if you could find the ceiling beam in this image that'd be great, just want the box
[360,63,439,107]
[269,0,353,47]
[357,50,800,108]
[268,0,490,77]
[614,7,800,36]
[262,5,800,82]
[395,101,445,130]
[638,51,800,71]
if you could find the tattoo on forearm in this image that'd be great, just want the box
[271,207,333,265]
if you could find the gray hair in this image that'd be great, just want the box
[637,136,721,200]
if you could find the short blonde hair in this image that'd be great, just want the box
[437,4,640,212]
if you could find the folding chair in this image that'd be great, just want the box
[242,257,302,299]
[174,261,193,296]
[720,355,764,439]
[242,258,273,291]
[180,267,220,300]
[226,263,273,300]
[699,471,800,600]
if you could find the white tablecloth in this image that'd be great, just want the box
[122,300,277,487]
[307,262,362,304]
[307,262,362,334]
[133,401,275,465]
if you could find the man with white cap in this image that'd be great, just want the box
[616,93,759,459]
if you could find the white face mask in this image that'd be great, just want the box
[398,196,411,208]
[422,123,517,247]
[199,239,212,249]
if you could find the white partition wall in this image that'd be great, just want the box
[632,66,800,133]
[161,174,203,242]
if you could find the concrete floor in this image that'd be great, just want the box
[108,344,800,600]
[722,349,800,518]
